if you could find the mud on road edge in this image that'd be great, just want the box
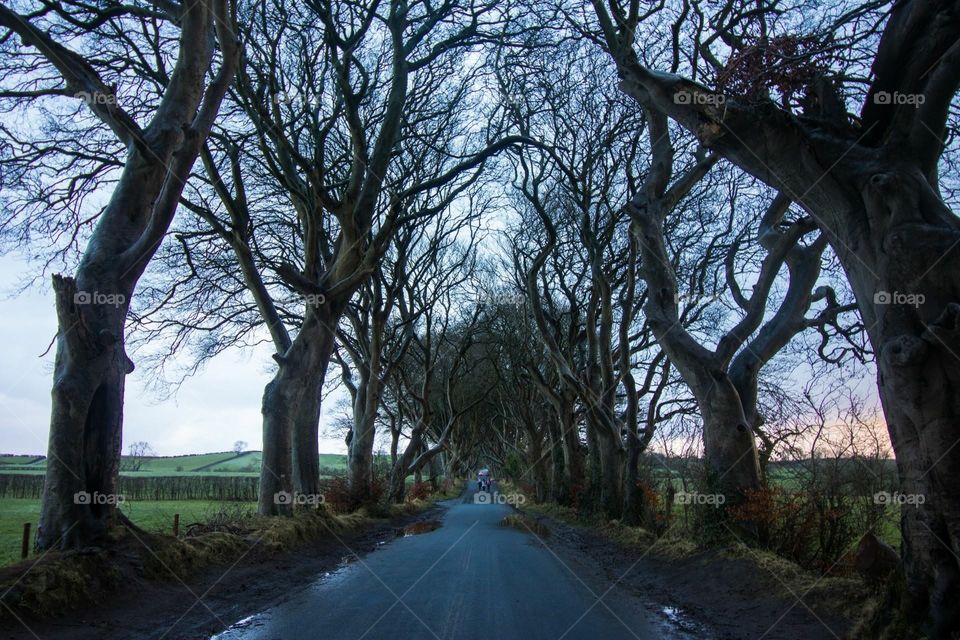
[1,502,451,640]
[516,507,871,640]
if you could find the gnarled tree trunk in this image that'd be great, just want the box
[40,276,131,549]
[559,399,585,502]
[348,393,379,503]
[696,380,763,501]
[10,0,240,550]
[545,410,567,502]
[593,419,625,517]
[259,305,338,515]
[590,0,960,629]
[345,297,387,504]
[835,171,960,637]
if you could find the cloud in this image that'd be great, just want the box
[0,254,348,456]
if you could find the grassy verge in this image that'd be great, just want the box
[0,479,465,567]
[0,498,39,566]
[518,499,696,558]
[429,478,466,501]
[509,489,876,628]
[0,498,257,566]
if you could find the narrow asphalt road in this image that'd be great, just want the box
[211,484,697,640]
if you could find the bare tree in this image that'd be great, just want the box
[626,137,851,512]
[0,0,239,549]
[506,66,642,515]
[590,0,960,631]
[382,221,494,502]
[134,0,533,514]
[336,208,483,502]
[121,441,155,473]
[501,43,683,518]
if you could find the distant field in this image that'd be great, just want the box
[642,457,899,490]
[0,452,390,505]
[0,455,43,466]
[0,498,256,567]
[138,452,251,473]
[0,451,349,476]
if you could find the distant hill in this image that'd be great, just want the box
[0,451,348,476]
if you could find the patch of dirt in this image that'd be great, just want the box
[402,519,441,536]
[540,514,862,640]
[1,504,447,640]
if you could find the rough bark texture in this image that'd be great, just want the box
[856,174,960,638]
[347,342,381,504]
[545,413,567,502]
[559,398,586,500]
[13,0,239,550]
[259,304,339,515]
[529,372,584,505]
[522,419,550,503]
[40,276,131,548]
[347,408,378,502]
[593,419,624,517]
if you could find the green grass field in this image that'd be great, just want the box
[0,498,256,567]
[0,451,352,566]
[0,451,350,476]
[137,452,243,473]
[0,455,43,466]
[0,498,38,566]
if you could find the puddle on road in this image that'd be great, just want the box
[662,606,683,624]
[403,520,441,536]
[656,604,713,638]
[211,613,267,638]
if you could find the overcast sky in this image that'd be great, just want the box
[0,249,889,459]
[0,253,349,457]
